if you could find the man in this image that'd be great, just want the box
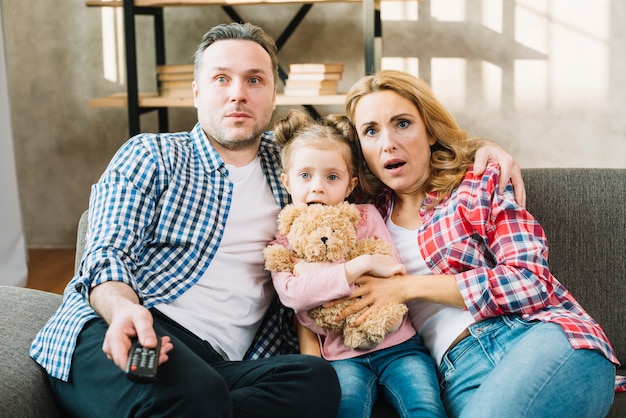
[31,22,340,417]
[31,22,523,417]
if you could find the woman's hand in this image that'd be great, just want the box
[474,141,526,208]
[333,272,465,327]
[335,273,409,327]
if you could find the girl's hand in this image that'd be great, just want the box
[365,254,406,277]
[344,254,405,284]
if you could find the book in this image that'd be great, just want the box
[286,72,342,81]
[285,79,339,89]
[283,86,339,96]
[158,72,194,82]
[159,80,193,89]
[288,62,344,74]
[156,63,194,74]
[159,87,193,98]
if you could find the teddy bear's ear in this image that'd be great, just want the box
[277,203,307,234]
[338,201,361,227]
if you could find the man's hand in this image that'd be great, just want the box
[90,281,173,371]
[102,304,172,371]
[474,141,527,208]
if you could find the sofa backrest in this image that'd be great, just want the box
[71,169,625,366]
[522,168,626,366]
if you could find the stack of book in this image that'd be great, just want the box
[284,63,343,96]
[157,64,194,98]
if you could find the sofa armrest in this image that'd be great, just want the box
[0,286,64,417]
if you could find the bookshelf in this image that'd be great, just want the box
[86,0,381,135]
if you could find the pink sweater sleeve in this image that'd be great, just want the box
[272,263,352,312]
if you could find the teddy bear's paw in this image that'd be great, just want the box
[382,315,403,336]
[263,245,295,272]
[308,306,345,333]
[354,303,408,345]
[343,329,377,350]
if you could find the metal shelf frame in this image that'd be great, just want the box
[111,0,381,135]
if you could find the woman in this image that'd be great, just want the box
[340,69,621,417]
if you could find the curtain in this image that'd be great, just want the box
[0,4,28,286]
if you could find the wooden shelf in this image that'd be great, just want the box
[85,0,378,134]
[89,92,346,107]
[86,0,362,7]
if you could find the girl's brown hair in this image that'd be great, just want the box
[274,109,360,179]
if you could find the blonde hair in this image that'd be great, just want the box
[274,109,359,179]
[344,69,481,206]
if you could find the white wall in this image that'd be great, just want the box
[0,3,28,286]
[2,0,625,246]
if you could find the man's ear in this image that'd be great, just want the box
[192,80,200,109]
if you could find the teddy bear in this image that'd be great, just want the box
[263,201,408,350]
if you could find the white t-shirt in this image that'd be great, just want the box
[386,218,474,366]
[156,157,280,360]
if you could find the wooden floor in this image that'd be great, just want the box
[26,248,76,295]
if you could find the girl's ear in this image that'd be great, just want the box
[281,172,291,193]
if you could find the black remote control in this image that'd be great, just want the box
[125,338,160,382]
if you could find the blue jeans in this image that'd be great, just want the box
[331,334,446,418]
[439,316,616,418]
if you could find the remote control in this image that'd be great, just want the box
[125,338,160,382]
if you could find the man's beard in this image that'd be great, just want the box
[211,124,263,151]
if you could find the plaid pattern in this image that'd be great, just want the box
[373,164,623,391]
[30,123,297,381]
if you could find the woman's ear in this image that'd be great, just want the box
[346,176,358,198]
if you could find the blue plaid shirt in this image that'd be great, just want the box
[30,123,298,381]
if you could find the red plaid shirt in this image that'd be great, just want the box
[372,164,625,392]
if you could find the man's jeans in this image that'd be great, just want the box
[331,334,446,418]
[439,316,615,418]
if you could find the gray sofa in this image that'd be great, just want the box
[1,168,624,417]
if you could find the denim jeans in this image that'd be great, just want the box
[439,316,615,418]
[331,334,446,418]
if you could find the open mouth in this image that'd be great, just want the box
[385,161,405,170]
[307,201,325,206]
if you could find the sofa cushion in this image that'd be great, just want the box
[523,168,626,365]
[0,286,63,417]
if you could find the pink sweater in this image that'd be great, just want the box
[270,204,416,360]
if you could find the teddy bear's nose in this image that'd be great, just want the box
[321,237,328,245]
